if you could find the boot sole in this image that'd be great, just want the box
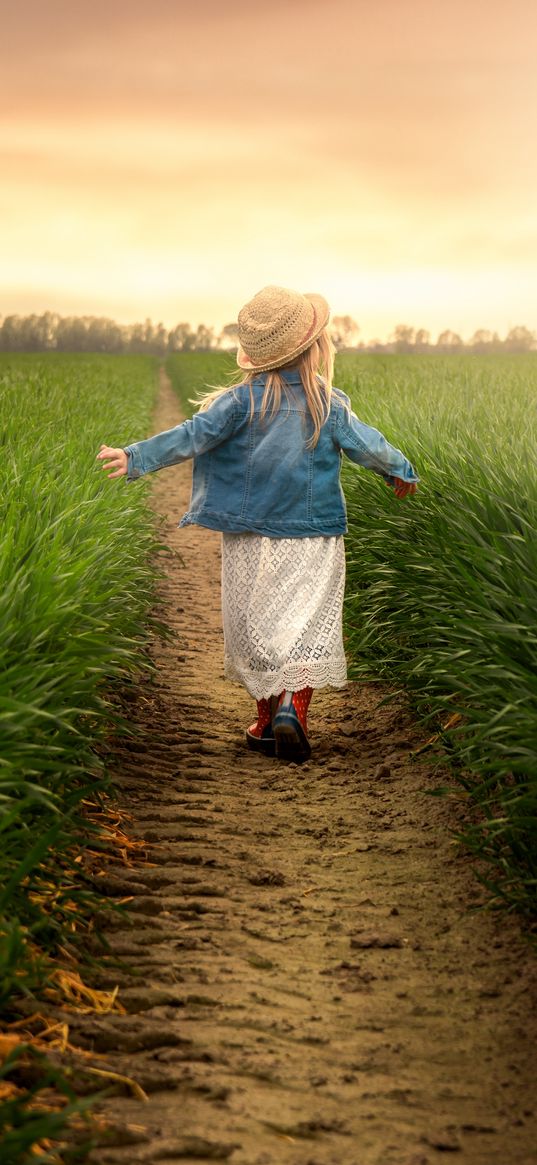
[273,713,311,764]
[246,730,276,757]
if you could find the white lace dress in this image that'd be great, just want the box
[221,533,348,700]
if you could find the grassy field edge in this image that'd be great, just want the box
[0,353,165,1161]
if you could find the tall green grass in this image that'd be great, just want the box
[167,351,537,917]
[337,353,537,916]
[166,350,236,413]
[0,353,160,1159]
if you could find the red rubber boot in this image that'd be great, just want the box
[290,687,313,735]
[246,696,280,755]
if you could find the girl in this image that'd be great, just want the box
[97,285,419,764]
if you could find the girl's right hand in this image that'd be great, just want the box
[386,476,418,499]
[96,445,128,478]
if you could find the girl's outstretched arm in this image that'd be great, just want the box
[97,389,238,483]
[335,396,419,497]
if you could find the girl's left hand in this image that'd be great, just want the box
[386,477,418,499]
[96,445,128,478]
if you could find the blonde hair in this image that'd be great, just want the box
[191,327,337,449]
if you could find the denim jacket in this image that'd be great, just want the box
[124,370,419,538]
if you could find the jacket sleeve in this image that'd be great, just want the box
[334,396,420,485]
[124,391,238,481]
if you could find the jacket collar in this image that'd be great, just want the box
[253,369,302,384]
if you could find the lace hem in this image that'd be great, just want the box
[224,657,348,701]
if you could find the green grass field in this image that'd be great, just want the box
[167,350,537,917]
[1,348,535,1157]
[0,352,160,1158]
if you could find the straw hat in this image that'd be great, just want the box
[236,285,330,373]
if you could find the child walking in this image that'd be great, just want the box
[97,285,419,764]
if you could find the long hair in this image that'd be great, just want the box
[191,327,337,449]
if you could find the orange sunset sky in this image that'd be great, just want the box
[2,0,537,342]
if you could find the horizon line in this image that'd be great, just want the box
[0,308,536,350]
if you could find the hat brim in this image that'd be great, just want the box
[236,292,330,373]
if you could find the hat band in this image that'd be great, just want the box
[299,303,319,347]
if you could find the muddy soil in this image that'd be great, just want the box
[76,369,536,1164]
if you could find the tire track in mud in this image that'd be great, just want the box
[78,367,536,1165]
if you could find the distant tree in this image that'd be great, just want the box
[142,318,158,351]
[153,323,169,356]
[330,315,360,349]
[84,319,102,351]
[194,324,215,351]
[182,329,197,352]
[87,317,125,353]
[391,325,416,353]
[35,311,59,350]
[503,326,536,352]
[218,322,240,349]
[436,330,464,353]
[168,323,197,352]
[469,329,494,353]
[55,316,90,351]
[18,314,41,351]
[414,328,431,353]
[0,315,23,350]
[127,322,149,354]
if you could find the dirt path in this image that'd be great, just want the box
[79,368,536,1165]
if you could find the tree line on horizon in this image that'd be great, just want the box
[0,311,535,355]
